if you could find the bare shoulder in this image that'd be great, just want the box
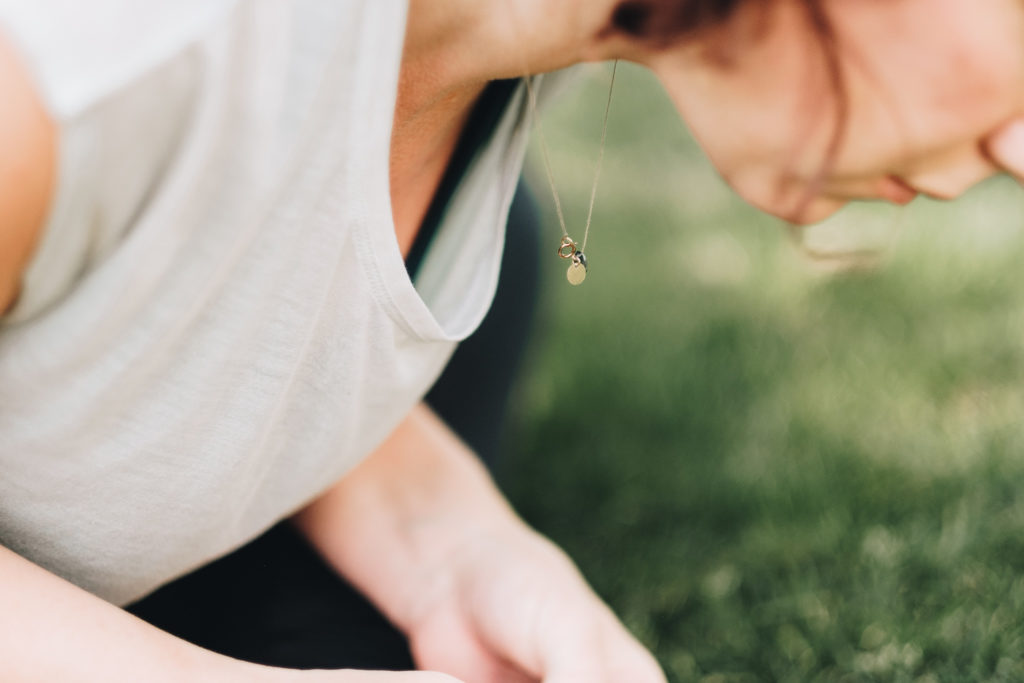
[0,31,55,317]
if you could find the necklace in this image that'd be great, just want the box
[521,60,619,286]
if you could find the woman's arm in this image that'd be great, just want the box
[0,542,298,682]
[0,541,463,682]
[0,32,54,315]
[294,403,666,683]
[0,520,465,681]
[295,403,522,633]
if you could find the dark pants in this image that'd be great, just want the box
[126,183,541,670]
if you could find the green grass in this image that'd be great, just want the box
[500,64,1024,682]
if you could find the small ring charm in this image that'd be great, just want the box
[557,236,577,260]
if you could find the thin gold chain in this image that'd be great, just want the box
[521,75,569,240]
[521,60,619,254]
[580,60,619,253]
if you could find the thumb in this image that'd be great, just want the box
[985,117,1024,181]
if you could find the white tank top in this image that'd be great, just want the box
[0,0,545,605]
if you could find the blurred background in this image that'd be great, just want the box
[500,63,1024,683]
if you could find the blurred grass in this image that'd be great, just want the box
[500,63,1024,682]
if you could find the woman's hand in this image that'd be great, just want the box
[403,519,665,683]
[297,672,463,683]
[295,403,665,683]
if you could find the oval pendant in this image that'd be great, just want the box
[566,253,587,286]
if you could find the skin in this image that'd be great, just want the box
[295,405,663,683]
[647,0,1024,223]
[0,35,53,315]
[3,0,1024,681]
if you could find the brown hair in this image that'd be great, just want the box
[610,0,747,43]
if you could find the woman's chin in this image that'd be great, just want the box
[743,193,849,226]
[788,198,850,226]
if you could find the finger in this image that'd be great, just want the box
[985,117,1024,181]
[540,621,667,683]
[545,656,667,683]
[304,670,467,682]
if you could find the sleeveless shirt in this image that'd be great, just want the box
[0,0,554,605]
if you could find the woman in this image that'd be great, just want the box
[1,0,1022,680]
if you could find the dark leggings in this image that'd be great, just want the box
[126,182,541,670]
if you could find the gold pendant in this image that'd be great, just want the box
[567,262,586,285]
[566,252,587,286]
[558,238,587,285]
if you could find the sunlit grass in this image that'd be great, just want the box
[503,63,1024,682]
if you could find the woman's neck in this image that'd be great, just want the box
[389,0,629,253]
[401,0,624,103]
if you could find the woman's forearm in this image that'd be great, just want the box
[292,404,665,682]
[292,402,523,633]
[0,544,288,682]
